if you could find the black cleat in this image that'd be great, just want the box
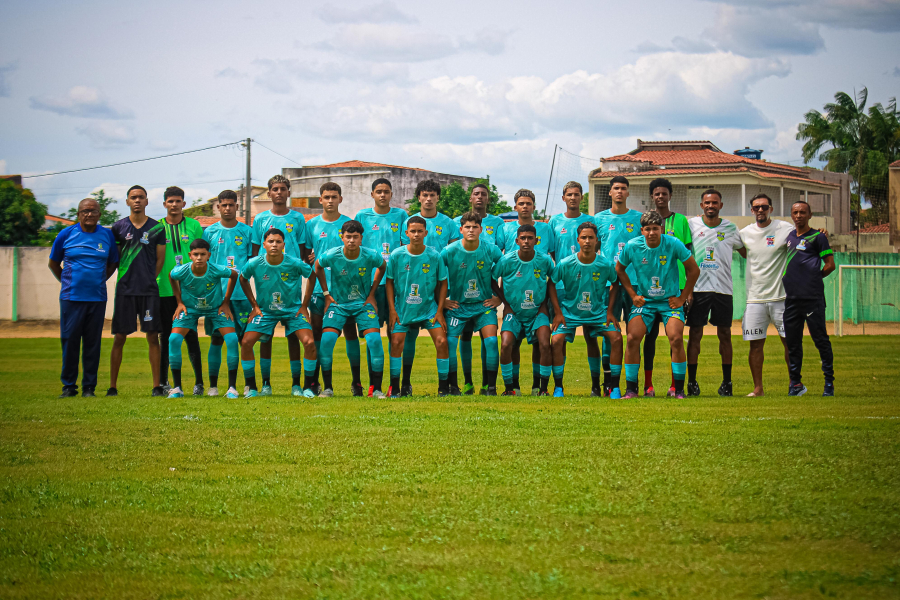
[687,381,701,397]
[788,382,808,397]
[590,386,602,397]
[351,383,364,397]
[538,390,551,397]
[438,389,449,397]
[151,386,165,397]
[501,389,519,396]
[309,382,321,396]
[823,382,835,397]
[192,384,204,396]
[448,384,461,396]
[106,387,118,397]
[717,381,733,397]
[82,389,96,397]
[479,386,498,396]
[58,388,78,398]
[400,384,413,397]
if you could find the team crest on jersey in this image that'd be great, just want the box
[180,233,190,243]
[390,222,399,233]
[666,229,674,236]
[280,272,290,282]
[206,281,217,291]
[591,271,601,281]
[97,242,104,251]
[422,263,431,274]
[659,255,668,265]
[716,232,725,242]
[234,235,244,246]
[286,223,294,233]
[766,235,775,246]
[476,260,484,270]
[435,226,443,235]
[486,226,494,235]
[535,236,541,245]
[358,267,367,277]
[533,268,542,279]
[626,223,635,233]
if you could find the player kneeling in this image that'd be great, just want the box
[167,239,240,398]
[616,211,699,399]
[315,220,387,398]
[386,216,451,396]
[548,222,623,398]
[239,228,318,398]
[494,225,554,396]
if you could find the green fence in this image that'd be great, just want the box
[730,252,900,322]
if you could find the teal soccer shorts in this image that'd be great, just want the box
[393,308,443,334]
[552,317,619,343]
[322,302,381,333]
[446,305,498,338]
[501,312,551,345]
[628,300,685,331]
[205,299,252,338]
[246,311,313,337]
[174,309,234,333]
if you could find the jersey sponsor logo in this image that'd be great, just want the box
[97,242,105,251]
[577,292,592,311]
[608,224,615,231]
[704,247,715,262]
[280,272,290,282]
[766,235,775,246]
[141,232,150,244]
[744,327,765,336]
[521,290,536,309]
[125,232,133,240]
[476,260,484,270]
[648,276,664,296]
[234,235,244,246]
[381,242,390,259]
[175,255,183,266]
[218,237,224,244]
[349,285,361,300]
[407,283,422,304]
[422,263,431,274]
[716,232,725,241]
[465,279,479,298]
[226,256,235,268]
[797,239,807,251]
[143,310,153,321]
[434,226,443,235]
[625,223,635,233]
[286,223,294,233]
[196,297,211,310]
[659,255,668,265]
[269,292,284,311]
[371,224,380,231]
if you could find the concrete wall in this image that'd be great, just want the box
[830,233,898,253]
[890,165,899,247]
[0,247,117,320]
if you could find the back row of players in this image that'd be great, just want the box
[111,172,834,399]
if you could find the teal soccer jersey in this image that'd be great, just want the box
[386,246,448,325]
[618,235,691,300]
[493,251,554,321]
[355,207,407,286]
[548,213,594,261]
[550,254,617,323]
[304,214,351,294]
[401,212,460,251]
[240,254,313,317]
[594,209,642,277]
[441,241,503,311]
[251,210,308,258]
[454,213,505,248]
[497,221,554,255]
[318,246,385,310]
[203,221,254,301]
[170,262,233,312]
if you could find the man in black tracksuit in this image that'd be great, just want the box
[783,200,836,397]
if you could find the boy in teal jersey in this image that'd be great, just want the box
[250,175,312,396]
[548,181,604,396]
[202,190,254,396]
[441,212,503,395]
[493,224,554,396]
[385,216,451,396]
[315,220,387,397]
[593,176,642,396]
[167,239,240,399]
[239,228,318,398]
[616,211,699,399]
[355,178,407,395]
[548,222,623,398]
[303,182,363,396]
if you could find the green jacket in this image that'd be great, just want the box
[663,212,693,289]
[157,216,204,297]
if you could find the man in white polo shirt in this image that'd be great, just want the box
[737,193,792,397]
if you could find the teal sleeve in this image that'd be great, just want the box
[318,248,333,269]
[618,245,632,267]
[550,262,563,285]
[297,260,313,279]
[250,221,262,246]
[240,260,254,280]
[437,257,449,282]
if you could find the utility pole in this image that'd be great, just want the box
[243,138,252,225]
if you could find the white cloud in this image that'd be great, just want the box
[315,1,417,24]
[30,86,134,119]
[148,140,177,151]
[0,159,6,175]
[76,122,137,148]
[316,24,509,62]
[712,0,900,32]
[704,5,825,57]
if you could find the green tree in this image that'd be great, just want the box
[65,189,120,225]
[579,192,590,214]
[0,180,48,246]
[406,179,512,218]
[37,221,67,247]
[797,88,899,223]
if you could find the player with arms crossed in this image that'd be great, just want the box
[240,228,318,398]
[617,211,699,399]
[685,189,743,397]
[386,216,451,396]
[442,212,504,395]
[167,239,240,398]
[493,224,554,395]
[203,190,254,396]
[314,220,387,398]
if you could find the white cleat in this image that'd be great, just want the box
[225,387,239,399]
[167,387,184,399]
[207,387,219,397]
[318,388,334,398]
[372,389,386,399]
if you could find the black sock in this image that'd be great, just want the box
[554,375,564,389]
[313,364,320,386]
[246,376,257,391]
[438,377,449,393]
[539,376,549,393]
[292,375,301,387]
[485,370,497,388]
[612,374,621,390]
[323,369,333,390]
[209,375,218,388]
[464,370,474,386]
[390,377,400,394]
[626,379,639,394]
[688,363,698,383]
[402,363,413,387]
[722,363,732,382]
[591,374,600,389]
[228,369,237,389]
[603,370,611,390]
[512,375,520,390]
[371,371,383,392]
[674,377,685,394]
[448,370,458,387]
[304,374,316,389]
[351,364,361,386]
[532,374,541,390]
[172,368,182,389]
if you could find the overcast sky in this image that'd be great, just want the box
[1,0,898,218]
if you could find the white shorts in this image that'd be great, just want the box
[742,301,785,340]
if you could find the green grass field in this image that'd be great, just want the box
[1,336,899,599]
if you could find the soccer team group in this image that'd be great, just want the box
[53,173,838,400]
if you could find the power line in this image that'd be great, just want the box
[22,141,244,179]
[253,140,304,167]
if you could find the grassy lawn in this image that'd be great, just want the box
[1,335,899,598]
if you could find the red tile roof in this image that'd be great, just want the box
[608,149,807,173]
[195,213,317,228]
[45,215,75,224]
[307,160,419,171]
[852,223,890,234]
[891,159,900,168]
[590,166,839,188]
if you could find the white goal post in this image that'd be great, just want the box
[835,265,900,337]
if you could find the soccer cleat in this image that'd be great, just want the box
[207,387,219,397]
[400,384,413,397]
[367,385,375,398]
[291,385,303,397]
[788,383,807,397]
[161,382,172,393]
[193,384,204,396]
[260,385,273,396]
[603,384,612,397]
[538,391,551,397]
[480,386,497,396]
[610,388,622,399]
[553,387,565,397]
[243,385,250,394]
[82,389,96,397]
[372,389,386,399]
[462,382,475,396]
[448,384,462,396]
[667,386,677,397]
[501,389,519,396]
[823,383,835,397]
[643,386,656,398]
[58,389,78,398]
[105,387,118,397]
[302,388,316,398]
[390,388,401,399]
[623,390,639,399]
[531,387,541,396]
[318,388,334,398]
[225,387,240,399]
[687,381,701,397]
[151,386,165,397]
[309,382,321,396]
[675,392,686,399]
[590,386,602,397]
[351,383,364,397]
[438,389,449,397]
[718,381,733,397]
[167,387,184,399]
[244,389,259,398]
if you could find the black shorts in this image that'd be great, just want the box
[111,293,161,334]
[686,292,733,328]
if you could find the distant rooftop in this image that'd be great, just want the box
[305,160,420,171]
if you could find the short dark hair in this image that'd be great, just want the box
[189,238,210,252]
[164,186,185,200]
[320,182,341,195]
[341,220,364,236]
[610,175,630,188]
[372,178,392,191]
[264,228,285,241]
[701,188,722,201]
[406,215,426,229]
[268,175,291,190]
[791,200,812,214]
[517,224,537,237]
[514,189,535,203]
[562,181,583,195]
[127,185,147,197]
[471,182,490,194]
[641,211,664,227]
[459,211,483,227]
[217,190,238,202]
[576,221,598,237]
[648,178,672,195]
[415,179,441,199]
[750,193,773,207]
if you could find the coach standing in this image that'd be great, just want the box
[783,201,836,397]
[48,197,119,397]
